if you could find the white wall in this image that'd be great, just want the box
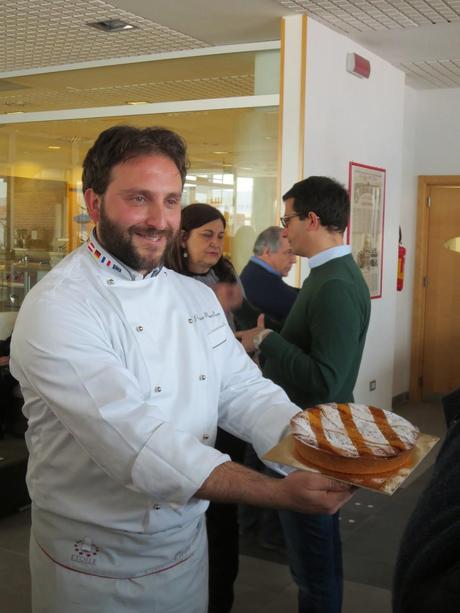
[393,86,418,397]
[392,86,460,396]
[415,88,460,173]
[302,18,406,410]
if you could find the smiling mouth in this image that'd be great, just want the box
[134,231,166,243]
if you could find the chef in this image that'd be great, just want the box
[10,125,352,613]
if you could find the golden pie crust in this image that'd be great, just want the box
[291,403,419,475]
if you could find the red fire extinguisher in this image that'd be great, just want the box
[397,226,406,291]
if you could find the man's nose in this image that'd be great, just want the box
[145,203,166,228]
[281,227,289,239]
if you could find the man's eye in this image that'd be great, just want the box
[166,199,179,208]
[133,195,146,203]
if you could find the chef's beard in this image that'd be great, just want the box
[97,202,176,273]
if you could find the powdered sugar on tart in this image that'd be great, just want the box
[291,403,419,460]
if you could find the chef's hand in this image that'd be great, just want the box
[235,313,266,353]
[213,282,243,313]
[196,460,354,515]
[279,470,355,515]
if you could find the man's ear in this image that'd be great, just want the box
[261,247,271,258]
[306,211,321,231]
[84,189,101,223]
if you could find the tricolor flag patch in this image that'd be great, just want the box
[87,242,120,273]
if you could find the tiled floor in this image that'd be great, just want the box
[0,401,445,613]
[0,508,31,613]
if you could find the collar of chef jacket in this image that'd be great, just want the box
[87,229,162,281]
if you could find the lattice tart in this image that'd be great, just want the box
[291,403,419,475]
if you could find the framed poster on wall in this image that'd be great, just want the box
[348,162,386,299]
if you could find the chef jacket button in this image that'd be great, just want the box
[199,374,206,381]
[107,279,115,285]
[154,386,162,393]
[202,433,209,440]
[136,325,144,332]
[188,318,193,323]
[153,504,161,510]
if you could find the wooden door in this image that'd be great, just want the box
[421,185,460,398]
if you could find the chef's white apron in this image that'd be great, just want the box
[30,516,208,613]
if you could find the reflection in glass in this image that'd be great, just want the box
[0,50,279,113]
[0,106,278,308]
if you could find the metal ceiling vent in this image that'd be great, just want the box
[87,19,138,33]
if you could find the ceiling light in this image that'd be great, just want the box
[213,151,228,155]
[87,19,137,33]
[5,111,24,115]
[48,146,61,150]
[127,101,148,105]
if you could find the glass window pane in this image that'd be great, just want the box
[1,50,279,113]
[0,106,278,309]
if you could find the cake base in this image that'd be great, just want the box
[263,433,439,496]
[293,438,415,475]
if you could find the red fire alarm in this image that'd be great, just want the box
[346,53,371,79]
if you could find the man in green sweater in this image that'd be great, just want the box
[237,176,371,613]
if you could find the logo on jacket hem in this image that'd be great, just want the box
[71,537,100,566]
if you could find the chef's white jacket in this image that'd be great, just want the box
[10,239,299,578]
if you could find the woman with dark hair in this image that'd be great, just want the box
[168,202,244,326]
[167,202,246,613]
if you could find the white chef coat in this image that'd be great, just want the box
[10,237,299,591]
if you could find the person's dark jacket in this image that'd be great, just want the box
[0,335,11,357]
[392,387,460,613]
[240,259,298,323]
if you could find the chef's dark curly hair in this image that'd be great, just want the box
[82,125,189,195]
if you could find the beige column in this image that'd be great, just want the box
[278,14,307,287]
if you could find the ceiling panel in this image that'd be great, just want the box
[2,0,460,90]
[277,0,460,88]
[402,58,460,87]
[1,0,207,72]
[277,0,460,32]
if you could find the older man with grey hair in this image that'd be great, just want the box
[240,226,298,323]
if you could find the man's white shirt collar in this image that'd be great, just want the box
[308,244,352,269]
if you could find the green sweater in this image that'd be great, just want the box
[261,254,370,408]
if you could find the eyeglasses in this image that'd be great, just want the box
[280,213,301,228]
[280,211,320,228]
